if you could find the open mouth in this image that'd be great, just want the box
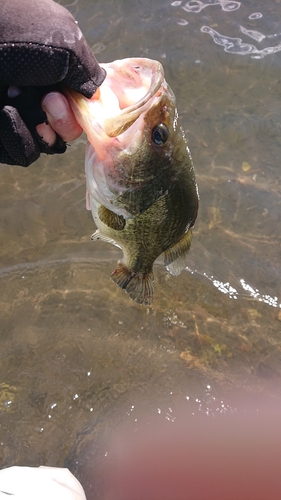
[86,58,164,138]
[66,58,167,219]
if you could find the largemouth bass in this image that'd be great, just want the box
[66,58,199,305]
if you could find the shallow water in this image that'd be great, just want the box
[0,0,281,497]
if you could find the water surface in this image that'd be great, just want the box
[0,0,280,497]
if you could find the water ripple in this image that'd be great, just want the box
[179,0,241,13]
[171,1,281,60]
[248,12,262,20]
[201,25,281,59]
[187,268,281,309]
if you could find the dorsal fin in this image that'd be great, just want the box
[98,205,126,230]
[164,229,193,276]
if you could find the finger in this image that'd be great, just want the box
[41,92,83,142]
[36,122,57,146]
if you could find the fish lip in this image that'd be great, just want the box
[99,58,164,137]
[65,58,165,141]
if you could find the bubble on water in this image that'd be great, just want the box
[196,270,281,308]
[201,25,253,54]
[182,0,205,13]
[193,385,237,416]
[182,0,240,14]
[177,18,189,25]
[201,25,281,59]
[240,25,265,43]
[240,279,279,307]
[222,1,241,11]
[249,12,263,20]
[171,0,182,5]
[91,43,106,55]
[214,281,238,298]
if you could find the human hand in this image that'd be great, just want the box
[38,91,84,146]
[0,0,106,167]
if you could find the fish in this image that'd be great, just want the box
[66,58,199,305]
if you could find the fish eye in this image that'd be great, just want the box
[151,124,169,146]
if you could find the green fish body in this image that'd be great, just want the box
[67,58,199,305]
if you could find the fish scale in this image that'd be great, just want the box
[66,58,199,304]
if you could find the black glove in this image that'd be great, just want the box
[0,0,106,167]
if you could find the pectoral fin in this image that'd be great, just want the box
[91,229,121,249]
[98,205,126,230]
[164,229,193,276]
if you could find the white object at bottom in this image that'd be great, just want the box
[0,466,87,500]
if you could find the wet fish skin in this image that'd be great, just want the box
[67,58,199,304]
[90,148,198,306]
[102,88,183,217]
[66,58,192,219]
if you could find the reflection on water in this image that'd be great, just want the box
[201,25,281,58]
[0,0,281,497]
[173,0,281,59]
[178,0,241,13]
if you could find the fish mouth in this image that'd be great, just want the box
[99,58,164,137]
[66,58,166,218]
[66,57,164,144]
